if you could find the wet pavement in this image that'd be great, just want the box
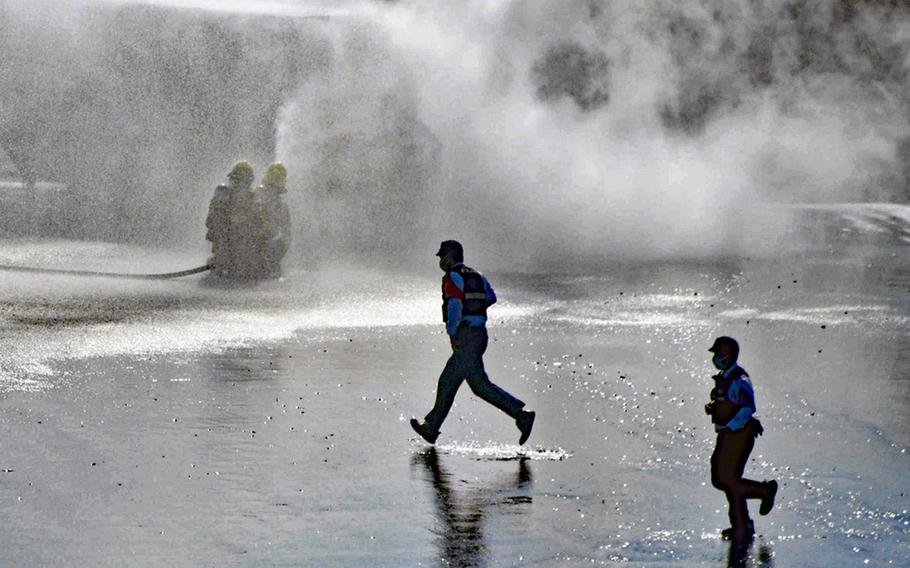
[0,235,907,567]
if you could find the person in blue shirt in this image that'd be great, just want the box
[411,240,535,445]
[705,336,778,553]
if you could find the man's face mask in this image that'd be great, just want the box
[438,257,450,272]
[712,354,727,370]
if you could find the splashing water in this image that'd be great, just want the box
[433,441,572,462]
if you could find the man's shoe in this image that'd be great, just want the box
[721,520,754,540]
[760,480,778,515]
[516,411,535,445]
[410,419,438,444]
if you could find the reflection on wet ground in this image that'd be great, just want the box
[412,449,532,567]
[723,541,776,568]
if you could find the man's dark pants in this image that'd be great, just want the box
[424,325,525,433]
[711,424,765,534]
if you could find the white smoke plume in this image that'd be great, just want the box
[1,0,908,266]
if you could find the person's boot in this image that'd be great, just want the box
[760,480,778,515]
[410,419,439,444]
[721,519,754,540]
[516,410,535,445]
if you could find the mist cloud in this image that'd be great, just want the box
[1,0,908,267]
[275,0,910,267]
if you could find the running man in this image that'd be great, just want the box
[411,240,535,445]
[705,336,778,556]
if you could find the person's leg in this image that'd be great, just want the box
[710,434,729,493]
[726,429,758,536]
[712,431,749,531]
[739,479,767,500]
[734,424,778,516]
[211,235,227,277]
[423,347,466,433]
[730,428,767,499]
[462,328,525,418]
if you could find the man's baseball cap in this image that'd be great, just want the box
[708,336,739,356]
[435,240,463,257]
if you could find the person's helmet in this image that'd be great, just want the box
[708,336,739,360]
[264,162,287,192]
[228,161,255,186]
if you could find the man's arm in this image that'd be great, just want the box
[726,407,754,431]
[444,272,465,336]
[724,377,756,431]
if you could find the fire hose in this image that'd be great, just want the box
[0,263,212,280]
